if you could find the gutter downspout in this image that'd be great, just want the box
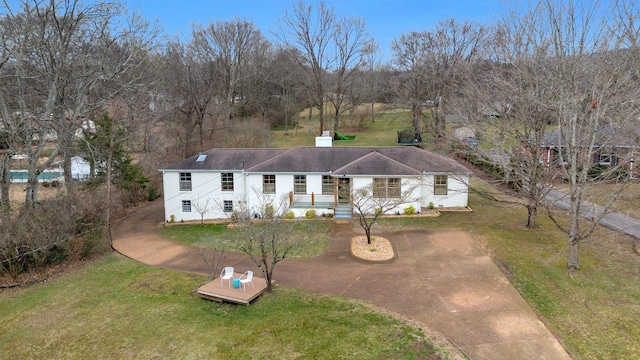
[242,160,247,213]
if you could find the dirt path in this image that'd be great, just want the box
[112,200,571,360]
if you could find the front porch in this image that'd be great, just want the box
[288,192,352,219]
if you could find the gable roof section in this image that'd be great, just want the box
[373,146,470,174]
[332,151,422,176]
[246,146,371,173]
[161,146,471,176]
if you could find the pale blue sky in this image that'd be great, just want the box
[132,0,502,58]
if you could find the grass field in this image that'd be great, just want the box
[269,107,421,148]
[0,254,456,359]
[161,221,331,258]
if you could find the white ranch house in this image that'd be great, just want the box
[160,145,471,222]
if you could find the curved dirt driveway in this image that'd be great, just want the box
[112,200,571,360]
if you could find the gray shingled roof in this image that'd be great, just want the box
[161,146,471,175]
[542,126,640,148]
[160,148,287,171]
[332,151,422,176]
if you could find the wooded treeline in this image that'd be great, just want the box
[1,0,639,278]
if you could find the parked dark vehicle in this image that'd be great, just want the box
[463,137,478,149]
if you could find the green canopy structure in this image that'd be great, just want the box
[334,130,356,141]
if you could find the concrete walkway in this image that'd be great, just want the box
[111,200,571,360]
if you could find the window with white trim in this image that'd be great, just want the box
[182,200,191,212]
[322,175,334,194]
[263,175,276,194]
[434,175,448,195]
[221,173,234,191]
[387,178,401,197]
[598,153,617,166]
[223,200,233,212]
[294,175,306,194]
[373,178,401,198]
[179,172,192,191]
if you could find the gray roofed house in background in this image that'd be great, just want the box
[540,125,640,168]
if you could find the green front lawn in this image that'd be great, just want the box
[161,221,331,258]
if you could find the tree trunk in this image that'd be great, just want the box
[567,190,582,270]
[198,119,204,148]
[333,105,340,135]
[567,239,580,271]
[0,154,11,219]
[318,100,325,134]
[370,100,375,123]
[432,106,446,139]
[25,174,38,209]
[526,201,538,228]
[412,103,421,136]
[63,148,76,198]
[263,258,273,293]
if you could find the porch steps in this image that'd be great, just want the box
[334,205,352,220]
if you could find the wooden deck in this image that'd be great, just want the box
[197,272,268,305]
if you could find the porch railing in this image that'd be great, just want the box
[288,192,335,208]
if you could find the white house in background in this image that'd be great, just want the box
[70,155,91,181]
[53,154,91,181]
[159,145,472,222]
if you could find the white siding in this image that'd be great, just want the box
[420,174,469,209]
[351,176,423,215]
[162,170,247,222]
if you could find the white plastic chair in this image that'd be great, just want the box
[239,270,254,292]
[220,266,234,287]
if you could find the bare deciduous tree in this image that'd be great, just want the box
[391,20,486,142]
[466,14,558,229]
[277,1,336,134]
[362,40,384,123]
[231,193,314,293]
[422,19,487,140]
[351,181,418,244]
[199,247,227,281]
[0,0,157,208]
[193,19,270,127]
[192,196,214,224]
[328,16,371,134]
[161,40,218,156]
[390,32,430,140]
[488,0,640,270]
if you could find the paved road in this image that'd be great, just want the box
[111,200,571,360]
[546,189,640,241]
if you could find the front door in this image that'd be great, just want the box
[337,178,351,204]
